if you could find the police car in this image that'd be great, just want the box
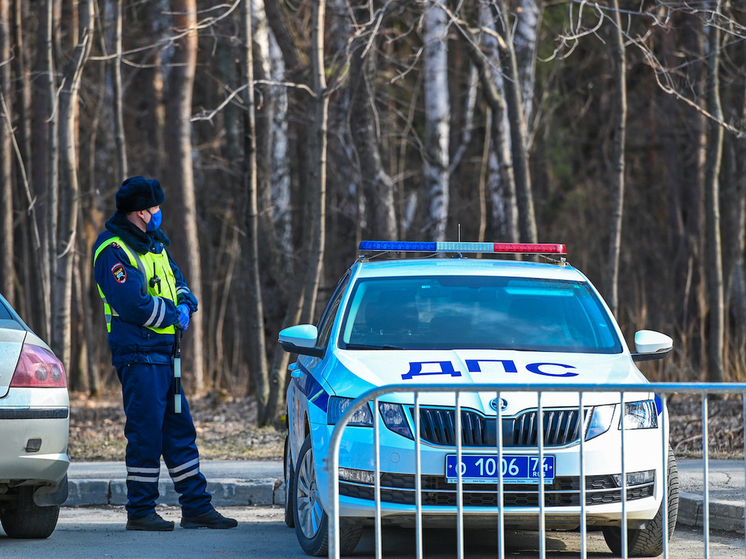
[280,242,677,557]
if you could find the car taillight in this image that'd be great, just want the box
[10,344,67,388]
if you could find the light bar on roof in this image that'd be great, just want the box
[359,241,567,254]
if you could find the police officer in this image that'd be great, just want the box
[93,176,237,531]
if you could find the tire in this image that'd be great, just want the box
[603,446,679,557]
[0,486,60,539]
[284,435,295,528]
[293,435,362,556]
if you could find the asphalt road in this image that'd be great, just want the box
[1,505,744,559]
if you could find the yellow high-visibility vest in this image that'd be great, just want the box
[94,237,177,334]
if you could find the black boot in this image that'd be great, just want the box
[180,508,238,529]
[126,512,175,531]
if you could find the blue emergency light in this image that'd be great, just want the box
[359,241,567,254]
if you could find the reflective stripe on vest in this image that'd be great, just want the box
[94,237,177,334]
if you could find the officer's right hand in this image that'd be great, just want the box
[176,303,190,331]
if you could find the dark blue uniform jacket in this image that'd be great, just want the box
[93,211,198,367]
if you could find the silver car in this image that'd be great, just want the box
[0,293,69,538]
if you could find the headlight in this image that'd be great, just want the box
[379,402,412,439]
[326,398,413,438]
[327,396,374,426]
[585,404,616,441]
[621,400,658,430]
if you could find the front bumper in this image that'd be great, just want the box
[311,417,666,528]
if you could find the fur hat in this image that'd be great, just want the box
[115,176,165,212]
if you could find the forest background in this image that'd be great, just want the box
[0,0,744,426]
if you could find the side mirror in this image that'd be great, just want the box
[631,330,673,362]
[278,324,325,358]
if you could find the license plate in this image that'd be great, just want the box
[445,454,555,484]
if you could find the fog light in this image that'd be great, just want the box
[613,469,654,487]
[26,438,42,453]
[338,467,376,485]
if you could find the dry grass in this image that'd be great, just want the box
[69,390,744,462]
[68,390,285,462]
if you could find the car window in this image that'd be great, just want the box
[0,300,12,320]
[316,273,350,348]
[338,276,622,353]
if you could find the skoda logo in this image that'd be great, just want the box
[489,398,508,412]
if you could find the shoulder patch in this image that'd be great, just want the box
[111,263,127,283]
[111,242,120,249]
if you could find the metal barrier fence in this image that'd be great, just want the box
[327,382,746,559]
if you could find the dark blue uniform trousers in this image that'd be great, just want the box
[117,362,212,519]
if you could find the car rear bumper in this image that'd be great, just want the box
[0,387,70,486]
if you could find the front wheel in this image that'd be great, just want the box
[293,435,362,556]
[0,486,61,538]
[603,446,679,557]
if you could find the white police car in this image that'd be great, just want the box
[280,242,676,557]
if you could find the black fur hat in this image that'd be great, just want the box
[115,176,165,212]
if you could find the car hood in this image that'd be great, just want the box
[0,322,27,397]
[325,349,651,415]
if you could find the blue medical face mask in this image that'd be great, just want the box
[146,209,162,232]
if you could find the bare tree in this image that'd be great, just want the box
[703,0,724,382]
[494,0,536,243]
[604,0,627,317]
[299,0,329,325]
[514,0,543,137]
[105,0,127,179]
[263,28,294,426]
[350,14,397,241]
[165,0,205,391]
[0,0,12,304]
[474,2,519,242]
[422,0,450,241]
[52,0,94,369]
[240,0,270,422]
[262,0,310,425]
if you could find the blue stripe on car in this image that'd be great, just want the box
[295,363,329,412]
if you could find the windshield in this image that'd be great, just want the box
[338,276,622,353]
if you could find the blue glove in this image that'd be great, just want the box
[176,303,190,331]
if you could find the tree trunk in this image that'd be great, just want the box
[475,2,518,242]
[704,0,724,382]
[422,0,450,241]
[45,0,58,340]
[52,0,93,370]
[494,0,536,243]
[165,0,204,392]
[0,0,12,304]
[604,0,627,317]
[513,0,543,146]
[253,0,287,300]
[263,29,294,426]
[300,0,327,325]
[350,26,397,241]
[261,0,312,424]
[13,0,40,321]
[730,11,746,360]
[106,0,127,180]
[241,0,270,423]
[269,31,293,281]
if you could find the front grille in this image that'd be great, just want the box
[414,407,584,447]
[339,474,654,508]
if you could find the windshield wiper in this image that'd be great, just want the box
[343,343,404,350]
